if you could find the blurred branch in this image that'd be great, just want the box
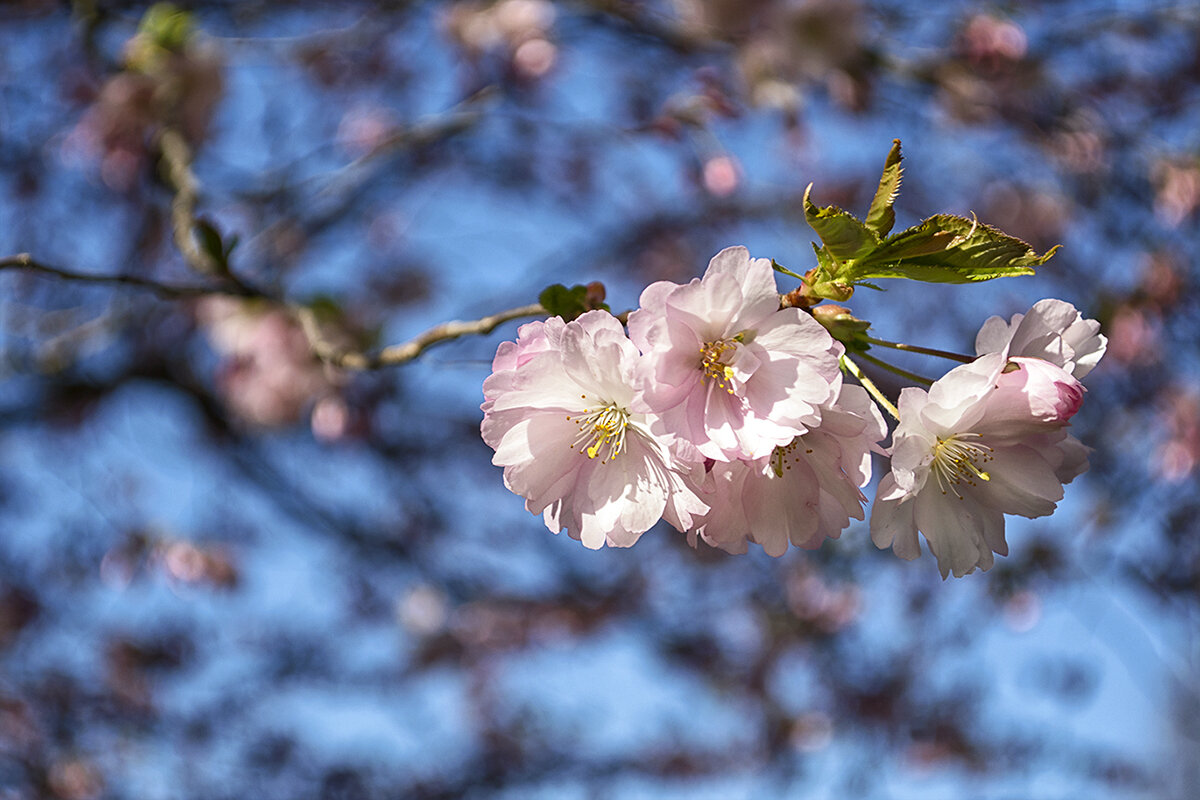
[234,86,496,240]
[146,96,542,371]
[0,253,253,299]
[1,252,547,369]
[569,0,726,53]
[156,128,226,278]
[297,302,547,369]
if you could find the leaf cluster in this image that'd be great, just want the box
[795,140,1057,301]
[538,283,610,321]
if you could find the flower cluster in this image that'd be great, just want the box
[870,299,1105,577]
[481,250,1106,578]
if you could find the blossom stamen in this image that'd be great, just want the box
[700,338,739,393]
[769,440,804,477]
[568,403,630,463]
[931,433,995,498]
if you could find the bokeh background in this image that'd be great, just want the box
[2,1,1198,797]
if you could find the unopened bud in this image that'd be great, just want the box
[809,280,855,302]
[811,305,870,351]
[584,281,607,309]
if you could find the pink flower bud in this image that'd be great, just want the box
[996,357,1084,425]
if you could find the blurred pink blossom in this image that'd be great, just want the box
[702,154,741,197]
[198,297,341,428]
[961,14,1028,68]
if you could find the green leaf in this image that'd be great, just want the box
[848,214,1057,284]
[305,294,344,323]
[538,283,607,321]
[803,183,879,263]
[771,259,806,282]
[194,218,229,271]
[865,139,903,237]
[138,3,193,52]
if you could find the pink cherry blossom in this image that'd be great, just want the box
[694,384,886,556]
[627,246,843,462]
[870,353,1090,578]
[481,316,557,417]
[975,298,1107,379]
[481,311,707,549]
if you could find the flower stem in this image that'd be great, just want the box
[865,336,975,364]
[841,354,900,421]
[858,351,933,386]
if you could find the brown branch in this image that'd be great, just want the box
[2,252,548,369]
[570,0,726,54]
[0,253,253,299]
[297,303,547,369]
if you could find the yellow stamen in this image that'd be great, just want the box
[568,403,631,463]
[930,433,995,499]
[700,338,739,394]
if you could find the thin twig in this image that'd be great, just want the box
[865,335,975,364]
[0,253,254,299]
[3,252,547,369]
[157,128,223,278]
[858,351,933,386]
[841,353,900,421]
[297,303,548,370]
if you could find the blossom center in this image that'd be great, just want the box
[699,337,740,393]
[930,433,994,498]
[769,439,815,477]
[568,402,631,463]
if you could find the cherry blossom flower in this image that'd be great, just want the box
[870,353,1091,578]
[481,316,557,417]
[695,385,886,556]
[481,311,707,549]
[975,298,1107,380]
[628,246,843,462]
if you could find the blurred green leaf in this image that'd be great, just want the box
[194,218,229,272]
[305,294,344,322]
[138,3,193,52]
[538,283,608,321]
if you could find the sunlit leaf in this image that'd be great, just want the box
[848,214,1057,283]
[865,139,903,237]
[803,183,879,263]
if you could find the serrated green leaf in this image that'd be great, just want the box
[803,183,879,263]
[811,241,836,272]
[847,214,1056,284]
[865,139,903,237]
